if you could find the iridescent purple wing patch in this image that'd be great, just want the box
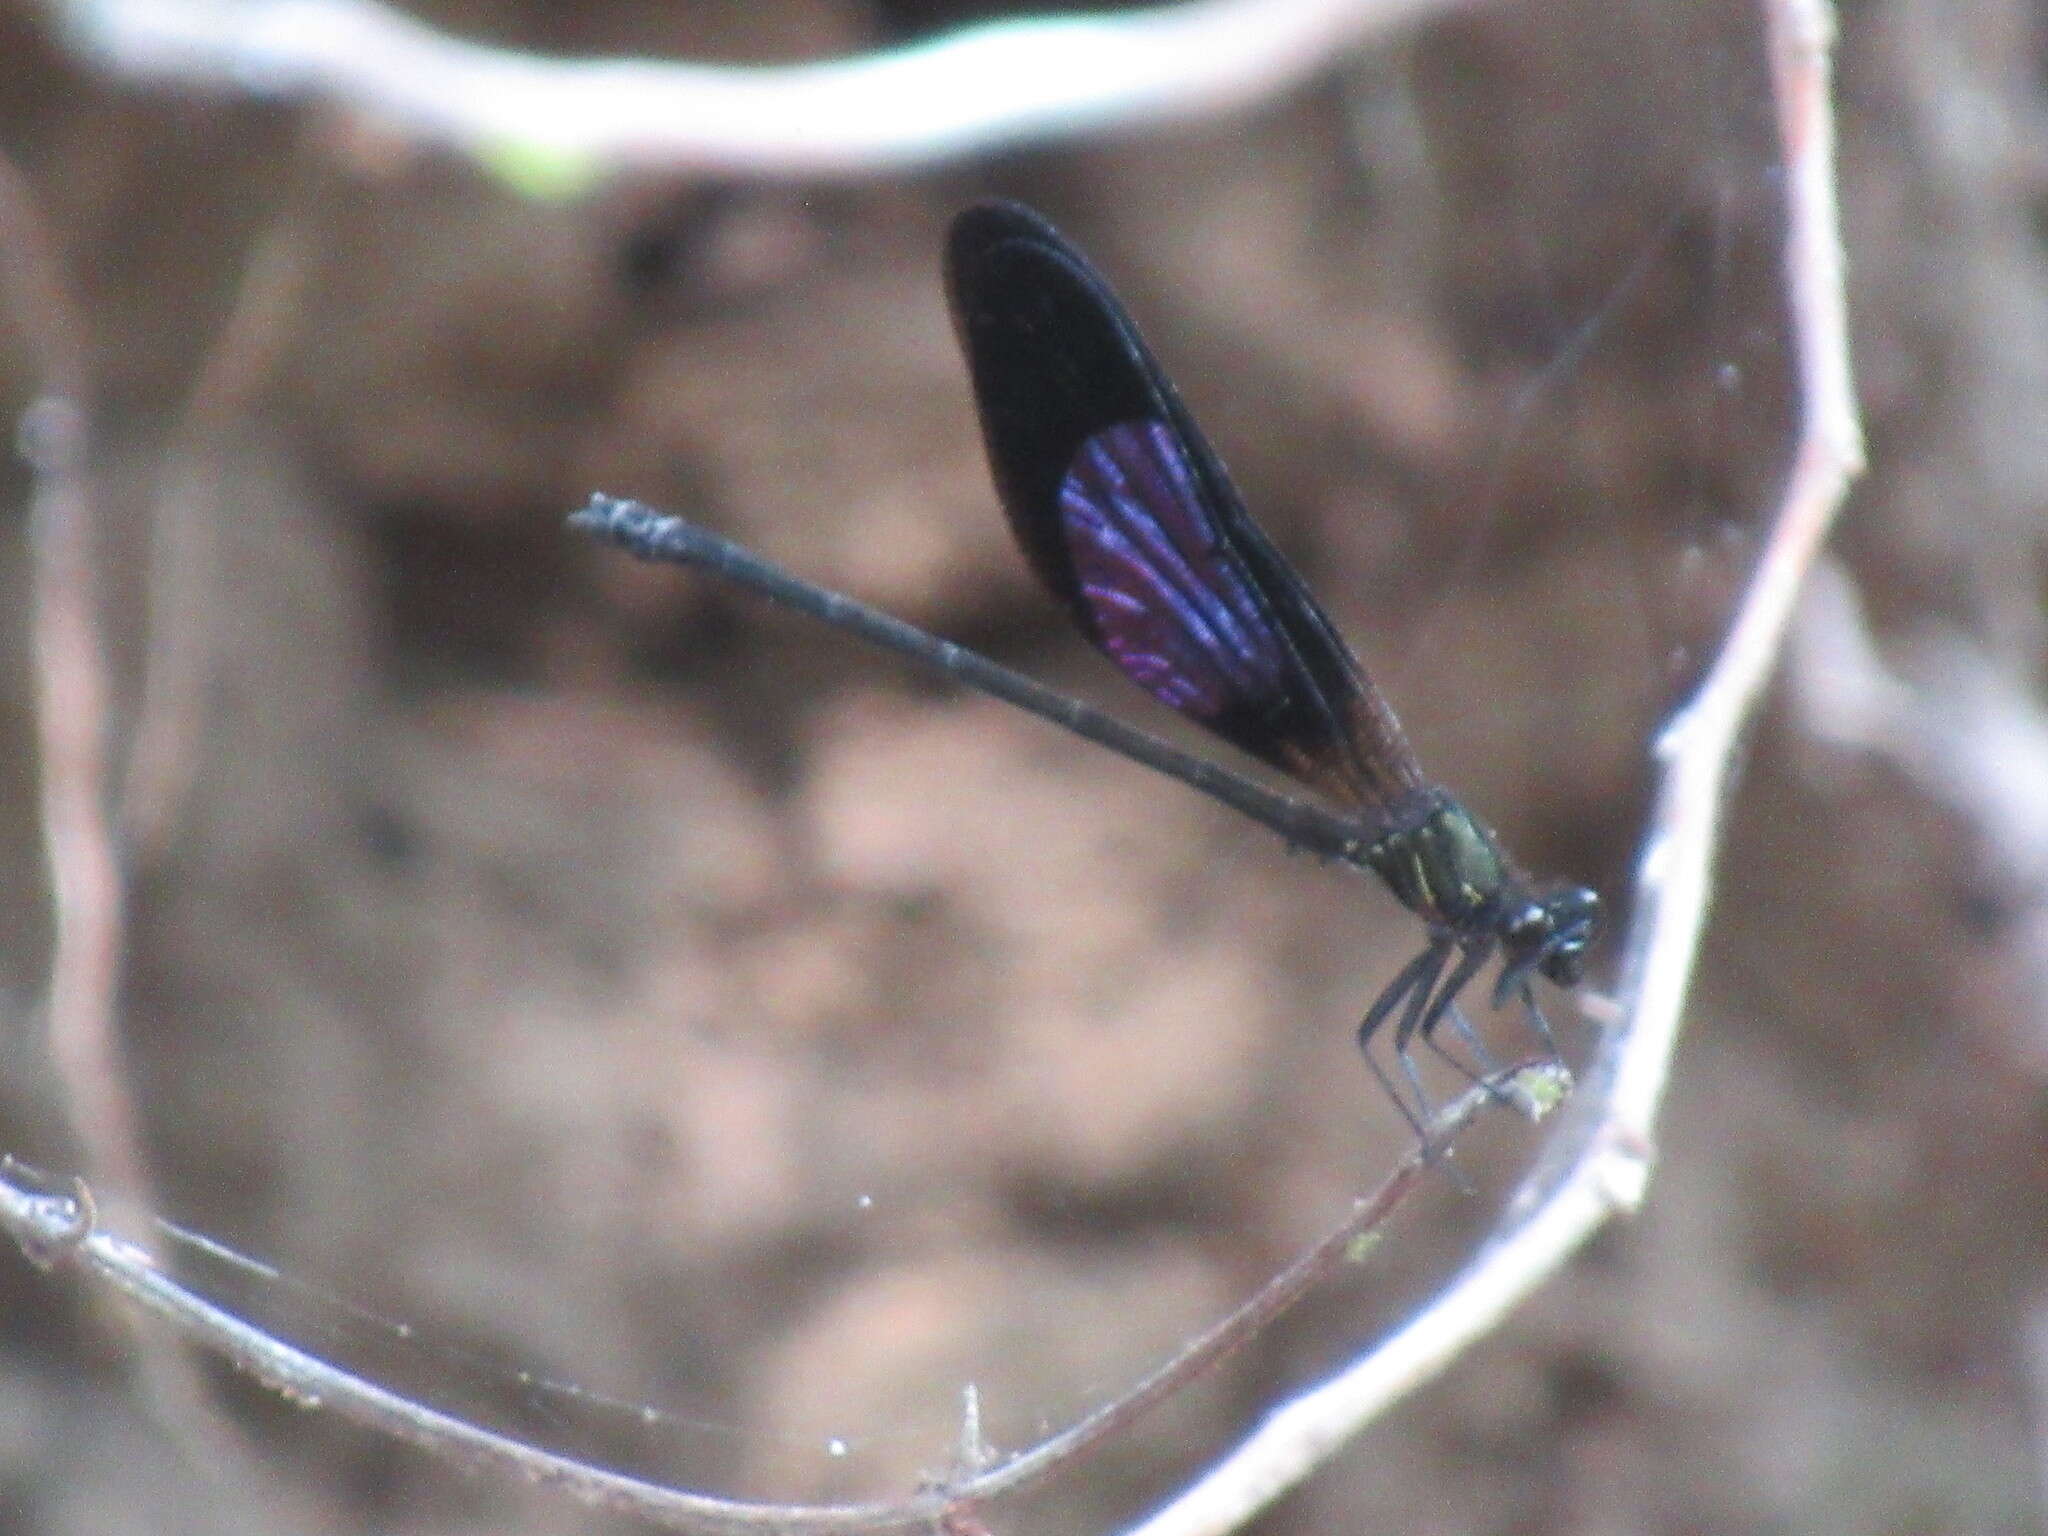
[1059,420,1288,722]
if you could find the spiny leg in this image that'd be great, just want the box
[1359,1039,1423,1144]
[1397,939,1492,1096]
[1356,941,1475,1186]
[1391,941,1518,1116]
[1358,937,1452,1135]
[1356,951,1437,1139]
[1431,999,1507,1086]
[1417,942,1510,1096]
[1384,937,1461,1128]
[1514,981,1562,1061]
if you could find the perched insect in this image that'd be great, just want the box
[574,200,1599,1133]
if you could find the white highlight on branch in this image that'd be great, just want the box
[56,0,1460,176]
[1792,558,2048,901]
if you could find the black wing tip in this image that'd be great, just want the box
[947,198,1061,251]
[945,199,1076,294]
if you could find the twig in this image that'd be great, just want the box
[0,144,143,1222]
[0,1072,1531,1534]
[957,1067,1564,1502]
[122,207,313,866]
[54,0,1464,177]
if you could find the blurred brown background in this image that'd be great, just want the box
[1,0,2044,1532]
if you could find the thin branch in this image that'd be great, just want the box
[1602,0,1862,1150]
[122,208,313,866]
[954,1067,1565,1503]
[54,0,1464,177]
[0,1072,1540,1535]
[0,146,142,1220]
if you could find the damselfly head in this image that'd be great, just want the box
[1499,884,1601,998]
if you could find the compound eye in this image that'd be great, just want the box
[1540,943,1587,987]
[1505,901,1549,946]
[1533,886,1600,986]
